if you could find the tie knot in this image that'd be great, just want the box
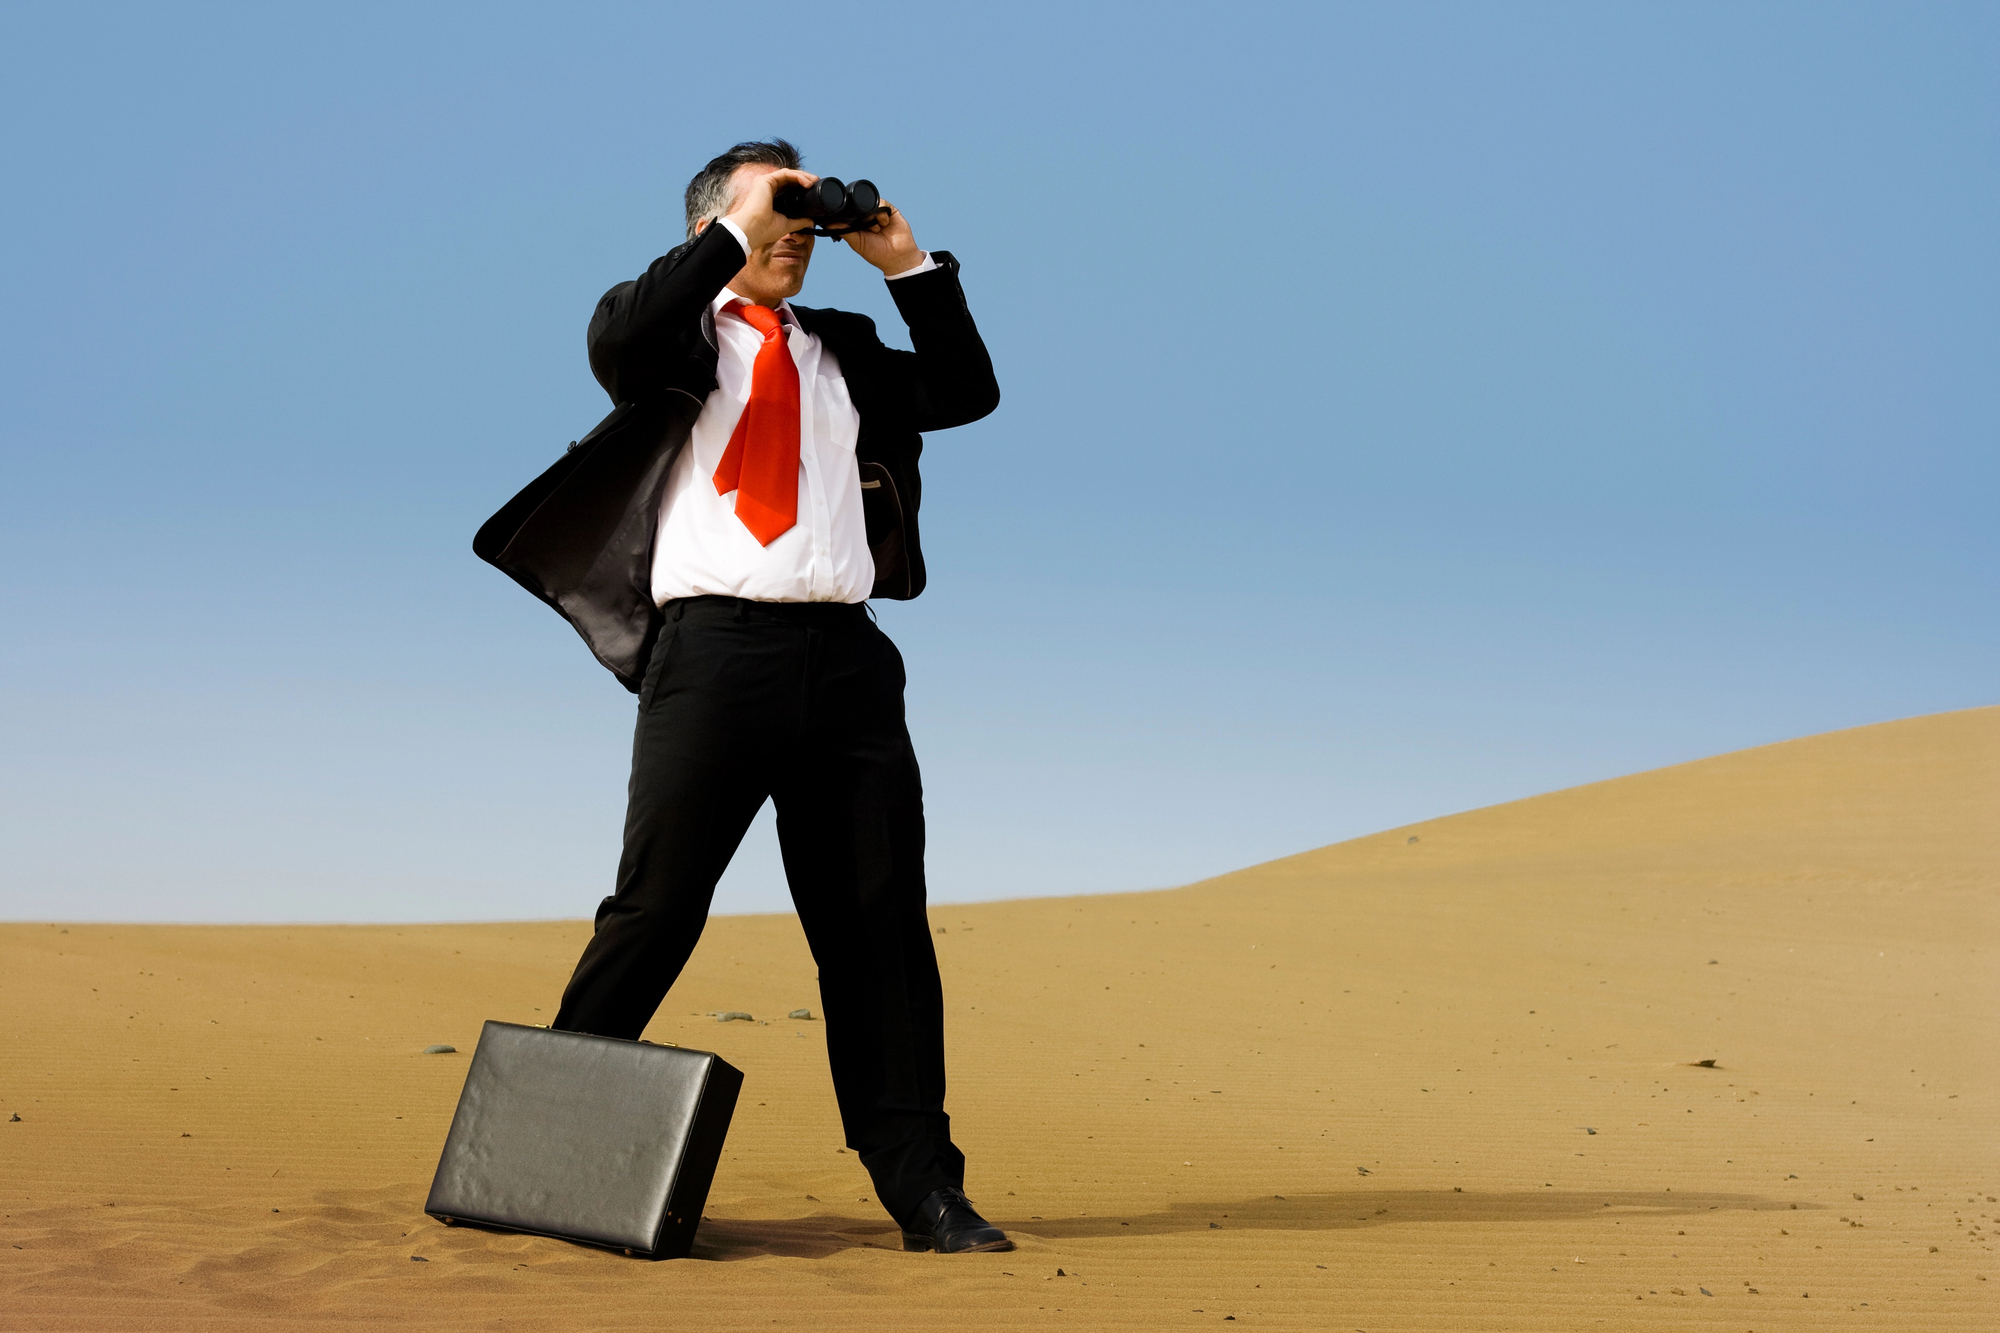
[729,300,786,339]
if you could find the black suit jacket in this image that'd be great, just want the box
[473,223,999,691]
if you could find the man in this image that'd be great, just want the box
[473,141,1005,1253]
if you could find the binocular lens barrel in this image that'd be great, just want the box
[770,176,886,234]
[773,178,846,220]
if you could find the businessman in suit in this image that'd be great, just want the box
[481,140,1005,1253]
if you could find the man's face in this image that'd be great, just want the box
[717,162,813,305]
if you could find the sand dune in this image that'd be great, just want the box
[4,706,1996,1330]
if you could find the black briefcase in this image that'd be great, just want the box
[424,1020,743,1259]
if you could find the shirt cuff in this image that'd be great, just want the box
[715,217,751,258]
[883,252,936,281]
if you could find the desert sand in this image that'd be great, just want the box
[4,706,1996,1330]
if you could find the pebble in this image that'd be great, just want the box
[715,1012,753,1023]
[8,1113,19,1123]
[422,1045,457,1055]
[411,1255,429,1263]
[787,1008,813,1020]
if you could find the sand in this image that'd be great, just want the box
[4,706,1996,1330]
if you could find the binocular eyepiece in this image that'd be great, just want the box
[771,177,890,237]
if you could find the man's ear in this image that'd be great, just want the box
[694,218,710,237]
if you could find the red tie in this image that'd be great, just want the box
[711,300,800,546]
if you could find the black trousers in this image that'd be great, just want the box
[552,595,962,1227]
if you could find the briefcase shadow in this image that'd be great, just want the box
[428,1211,902,1262]
[425,1212,684,1260]
[690,1213,903,1261]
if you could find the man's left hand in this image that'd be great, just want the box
[842,203,924,277]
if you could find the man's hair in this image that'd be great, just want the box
[684,139,803,241]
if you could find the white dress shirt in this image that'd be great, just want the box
[648,220,936,606]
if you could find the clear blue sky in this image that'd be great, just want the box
[2,3,1993,922]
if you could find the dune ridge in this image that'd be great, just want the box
[4,706,1996,1329]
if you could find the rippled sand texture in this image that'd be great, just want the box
[4,706,1996,1330]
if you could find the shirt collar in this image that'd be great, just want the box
[715,289,797,328]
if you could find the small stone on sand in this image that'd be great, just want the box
[788,1008,813,1020]
[716,1012,753,1022]
[422,1045,457,1055]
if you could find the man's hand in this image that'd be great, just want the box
[721,168,818,251]
[842,203,924,277]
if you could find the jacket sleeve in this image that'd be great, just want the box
[586,224,748,403]
[873,251,1001,432]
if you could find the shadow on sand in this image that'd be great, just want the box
[692,1186,1809,1261]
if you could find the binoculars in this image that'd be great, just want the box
[771,177,891,236]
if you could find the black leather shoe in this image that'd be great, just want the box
[900,1186,1014,1253]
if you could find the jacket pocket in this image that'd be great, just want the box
[857,460,910,598]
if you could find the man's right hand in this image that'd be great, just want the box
[721,168,818,251]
